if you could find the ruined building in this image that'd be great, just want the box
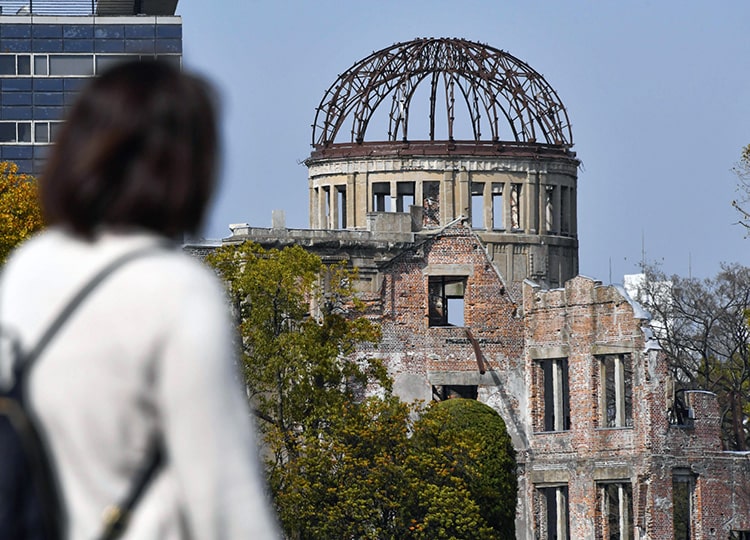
[220,38,750,539]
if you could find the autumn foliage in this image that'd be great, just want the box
[0,161,43,264]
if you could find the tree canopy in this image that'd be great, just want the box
[0,161,43,264]
[636,263,750,450]
[733,144,750,232]
[206,242,518,539]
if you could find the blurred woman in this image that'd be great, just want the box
[0,60,278,539]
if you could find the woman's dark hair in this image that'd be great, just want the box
[40,59,218,238]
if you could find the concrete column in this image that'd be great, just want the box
[356,172,368,228]
[317,186,328,229]
[415,180,423,215]
[526,171,538,233]
[441,170,455,224]
[309,181,317,228]
[571,184,578,236]
[457,169,470,221]
[483,181,492,231]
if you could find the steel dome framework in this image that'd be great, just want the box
[312,37,573,149]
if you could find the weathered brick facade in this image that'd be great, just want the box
[214,35,750,540]
[217,223,750,539]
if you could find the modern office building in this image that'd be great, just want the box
[0,0,181,175]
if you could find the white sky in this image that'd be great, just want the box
[176,0,750,283]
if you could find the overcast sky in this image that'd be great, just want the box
[176,1,750,284]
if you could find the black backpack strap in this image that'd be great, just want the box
[99,445,163,540]
[9,241,172,539]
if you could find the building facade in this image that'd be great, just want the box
[0,0,181,175]
[218,38,750,539]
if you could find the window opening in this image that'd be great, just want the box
[511,183,522,230]
[599,354,633,428]
[372,182,389,212]
[537,485,569,540]
[536,358,570,431]
[336,186,347,229]
[34,55,48,76]
[0,55,14,75]
[428,276,465,327]
[396,182,415,213]
[423,181,440,227]
[17,122,31,143]
[17,55,30,75]
[492,183,503,230]
[432,385,478,401]
[597,482,633,540]
[471,182,485,229]
[0,123,15,142]
[49,55,94,77]
[35,123,50,144]
[672,471,694,540]
[730,532,750,540]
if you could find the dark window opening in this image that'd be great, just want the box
[17,55,31,75]
[372,182,389,212]
[599,354,633,428]
[336,186,347,229]
[396,182,414,213]
[428,276,465,327]
[0,123,16,142]
[730,532,750,540]
[596,482,633,540]
[0,55,15,75]
[537,358,570,432]
[672,471,694,540]
[422,181,440,227]
[432,385,478,401]
[537,485,569,540]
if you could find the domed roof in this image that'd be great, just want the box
[312,37,573,149]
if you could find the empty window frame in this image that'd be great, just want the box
[510,183,522,230]
[535,358,570,432]
[492,183,503,230]
[599,354,633,428]
[596,482,633,540]
[395,182,414,213]
[536,485,570,540]
[336,186,347,229]
[432,385,478,401]
[372,182,389,212]
[428,276,465,327]
[471,181,485,229]
[730,532,750,540]
[422,181,440,227]
[672,471,695,540]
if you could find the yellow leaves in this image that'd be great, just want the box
[0,161,43,265]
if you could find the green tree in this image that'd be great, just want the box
[207,243,518,539]
[407,399,517,540]
[0,161,43,263]
[636,263,750,450]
